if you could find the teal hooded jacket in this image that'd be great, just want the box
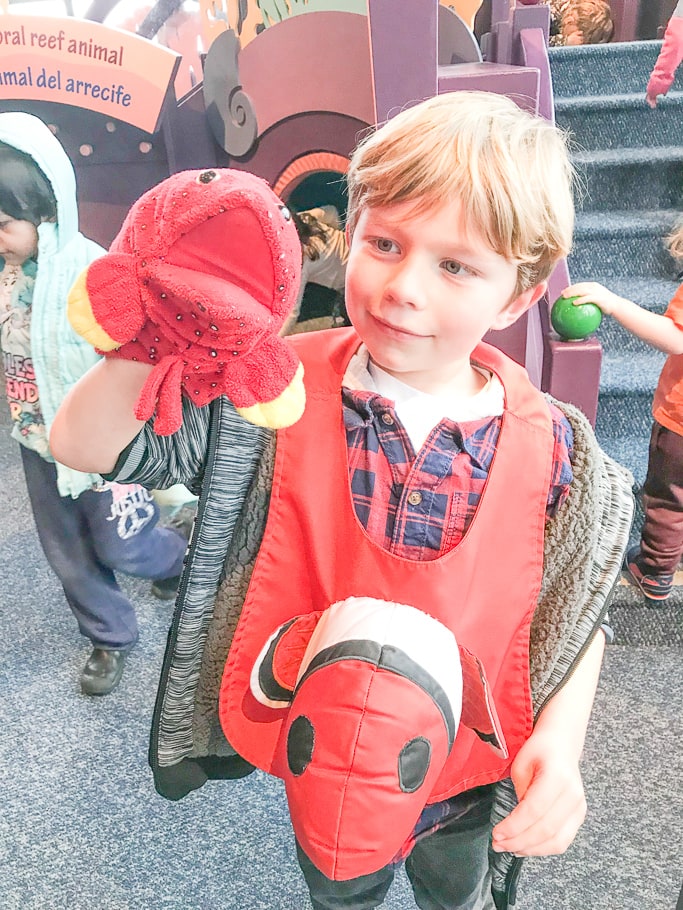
[0,111,106,498]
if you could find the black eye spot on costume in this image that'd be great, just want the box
[287,715,315,776]
[398,737,432,793]
[197,170,218,184]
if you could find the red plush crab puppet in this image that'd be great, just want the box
[244,596,508,881]
[68,168,304,435]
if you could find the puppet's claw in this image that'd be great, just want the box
[67,268,121,352]
[235,362,305,429]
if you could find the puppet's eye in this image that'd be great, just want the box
[197,170,219,184]
[279,205,292,222]
[287,715,315,775]
[398,736,432,793]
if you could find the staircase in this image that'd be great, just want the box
[549,39,683,644]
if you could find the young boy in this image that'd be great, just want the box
[51,92,633,909]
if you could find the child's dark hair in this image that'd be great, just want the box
[291,210,331,263]
[0,143,57,226]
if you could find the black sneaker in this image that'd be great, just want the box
[624,546,674,602]
[150,574,180,601]
[80,648,126,696]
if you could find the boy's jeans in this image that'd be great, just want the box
[296,786,496,910]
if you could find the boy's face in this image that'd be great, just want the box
[345,199,545,395]
[0,209,39,265]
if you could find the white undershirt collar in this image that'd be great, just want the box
[344,344,505,451]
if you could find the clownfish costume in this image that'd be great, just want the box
[247,596,507,881]
[67,168,304,435]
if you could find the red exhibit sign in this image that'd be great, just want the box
[0,14,180,133]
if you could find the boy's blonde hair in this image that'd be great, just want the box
[346,91,575,293]
[667,219,683,262]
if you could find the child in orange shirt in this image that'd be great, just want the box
[564,221,683,600]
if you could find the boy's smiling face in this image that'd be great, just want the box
[0,209,39,266]
[345,198,545,397]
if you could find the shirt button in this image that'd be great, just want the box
[381,412,394,425]
[407,491,423,506]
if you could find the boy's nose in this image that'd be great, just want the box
[383,259,428,309]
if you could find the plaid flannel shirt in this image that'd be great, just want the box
[343,388,573,560]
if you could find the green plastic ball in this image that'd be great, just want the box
[550,295,602,341]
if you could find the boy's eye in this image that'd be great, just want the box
[442,260,467,276]
[375,238,398,253]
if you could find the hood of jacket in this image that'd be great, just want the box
[0,110,80,253]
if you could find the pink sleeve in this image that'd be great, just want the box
[647,16,683,100]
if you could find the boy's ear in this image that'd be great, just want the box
[491,281,548,331]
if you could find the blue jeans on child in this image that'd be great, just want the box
[21,446,187,650]
[296,784,496,910]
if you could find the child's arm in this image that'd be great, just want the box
[490,630,605,856]
[647,6,683,108]
[563,281,683,354]
[50,358,153,474]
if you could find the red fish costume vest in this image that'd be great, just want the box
[219,327,553,800]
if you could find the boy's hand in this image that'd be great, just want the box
[490,729,586,856]
[492,631,604,857]
[562,281,625,316]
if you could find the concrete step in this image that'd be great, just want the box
[549,40,665,97]
[569,210,680,278]
[555,92,683,153]
[599,351,667,394]
[595,389,655,445]
[573,146,683,213]
[594,351,662,482]
[595,430,650,486]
